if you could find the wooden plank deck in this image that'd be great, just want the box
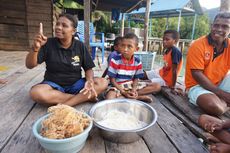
[0,51,210,153]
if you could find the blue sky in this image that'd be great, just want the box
[199,0,220,9]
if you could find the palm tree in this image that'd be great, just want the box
[220,0,230,12]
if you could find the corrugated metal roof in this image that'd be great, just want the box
[129,0,203,18]
[74,0,145,13]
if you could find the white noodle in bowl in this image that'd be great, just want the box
[89,98,157,143]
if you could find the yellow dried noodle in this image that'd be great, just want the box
[41,104,90,139]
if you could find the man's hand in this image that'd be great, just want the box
[216,90,230,105]
[33,23,47,52]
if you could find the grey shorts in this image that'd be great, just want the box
[188,74,230,105]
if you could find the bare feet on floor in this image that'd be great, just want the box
[137,95,153,103]
[209,143,230,153]
[203,132,221,143]
[0,79,7,84]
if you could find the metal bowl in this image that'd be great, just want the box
[89,98,157,143]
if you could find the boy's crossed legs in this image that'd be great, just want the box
[106,81,161,103]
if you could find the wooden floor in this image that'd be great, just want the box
[0,51,212,153]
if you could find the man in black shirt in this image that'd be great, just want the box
[26,14,108,106]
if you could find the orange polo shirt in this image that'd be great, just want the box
[185,35,230,89]
[159,46,183,87]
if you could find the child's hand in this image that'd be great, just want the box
[128,90,138,99]
[121,90,137,99]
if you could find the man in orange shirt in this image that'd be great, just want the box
[185,12,230,116]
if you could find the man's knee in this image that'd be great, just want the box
[198,100,226,116]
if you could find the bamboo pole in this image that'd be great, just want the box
[143,0,151,51]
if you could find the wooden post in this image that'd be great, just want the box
[177,10,182,32]
[220,0,230,12]
[143,0,151,51]
[191,14,197,40]
[166,15,169,30]
[84,0,91,53]
[120,13,125,36]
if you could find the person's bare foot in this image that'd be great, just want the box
[0,79,7,84]
[209,143,230,153]
[137,95,153,103]
[203,132,221,143]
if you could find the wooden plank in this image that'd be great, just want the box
[0,17,26,25]
[0,37,28,45]
[161,87,203,123]
[80,128,106,153]
[0,66,44,101]
[0,29,27,39]
[0,72,44,151]
[0,44,29,51]
[143,123,178,153]
[156,94,207,142]
[149,95,209,153]
[105,138,150,153]
[0,24,26,31]
[1,104,47,153]
[0,3,25,11]
[0,10,25,19]
[161,87,230,121]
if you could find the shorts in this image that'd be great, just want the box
[41,78,86,94]
[188,74,230,105]
[145,69,166,86]
[106,80,147,93]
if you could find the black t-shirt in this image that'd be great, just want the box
[37,38,95,86]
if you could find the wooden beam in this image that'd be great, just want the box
[84,0,91,53]
[120,13,125,36]
[220,0,230,12]
[143,0,151,51]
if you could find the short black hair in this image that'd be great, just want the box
[114,36,123,46]
[59,13,78,28]
[123,33,139,45]
[164,30,180,42]
[214,12,230,22]
[111,36,123,51]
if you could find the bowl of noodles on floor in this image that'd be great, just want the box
[89,98,157,143]
[32,104,93,153]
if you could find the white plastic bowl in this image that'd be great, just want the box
[32,112,93,153]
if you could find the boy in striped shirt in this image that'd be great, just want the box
[106,33,161,103]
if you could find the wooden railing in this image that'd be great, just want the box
[139,37,192,54]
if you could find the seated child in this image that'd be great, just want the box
[102,36,123,78]
[144,30,183,91]
[199,114,230,153]
[106,33,161,103]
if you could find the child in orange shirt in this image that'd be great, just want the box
[144,30,183,90]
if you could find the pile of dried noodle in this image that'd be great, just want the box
[40,104,91,139]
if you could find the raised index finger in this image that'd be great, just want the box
[39,23,43,35]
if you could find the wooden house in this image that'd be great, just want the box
[0,0,53,51]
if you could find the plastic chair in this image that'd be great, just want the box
[76,21,105,63]
[134,51,157,71]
